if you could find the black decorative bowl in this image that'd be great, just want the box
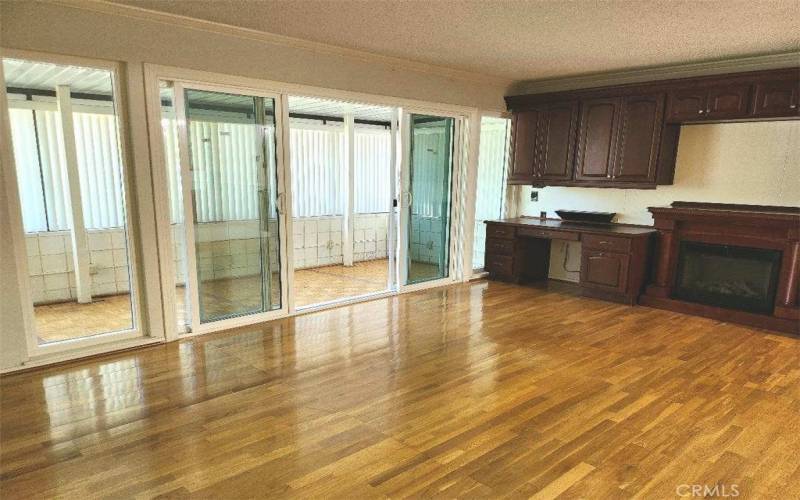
[555,210,616,224]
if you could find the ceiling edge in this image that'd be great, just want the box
[510,51,800,95]
[51,0,514,88]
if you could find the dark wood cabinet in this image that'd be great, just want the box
[537,101,578,181]
[506,67,799,189]
[666,89,707,122]
[484,220,654,305]
[508,102,578,184]
[705,85,750,120]
[508,110,538,183]
[574,97,620,181]
[752,79,799,118]
[580,250,629,292]
[613,94,664,183]
[666,85,749,122]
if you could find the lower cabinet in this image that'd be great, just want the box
[484,222,654,305]
[580,250,629,293]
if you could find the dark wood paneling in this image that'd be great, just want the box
[574,97,620,181]
[538,101,579,181]
[705,85,751,120]
[581,250,629,293]
[582,234,632,253]
[666,88,707,122]
[752,79,799,118]
[485,237,514,256]
[508,110,538,183]
[486,223,516,240]
[613,93,664,183]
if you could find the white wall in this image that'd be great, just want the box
[520,121,800,282]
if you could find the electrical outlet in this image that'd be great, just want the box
[530,191,539,202]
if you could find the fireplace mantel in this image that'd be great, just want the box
[640,202,800,334]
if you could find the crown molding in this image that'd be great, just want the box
[510,52,800,95]
[50,0,512,87]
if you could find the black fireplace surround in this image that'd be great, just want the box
[673,241,782,314]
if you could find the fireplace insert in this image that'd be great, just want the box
[673,241,782,314]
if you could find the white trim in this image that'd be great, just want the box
[55,0,510,87]
[2,48,147,359]
[342,111,355,267]
[398,108,466,292]
[294,289,396,315]
[512,51,800,95]
[462,110,482,281]
[2,336,164,374]
[0,56,35,367]
[387,108,399,292]
[279,93,296,315]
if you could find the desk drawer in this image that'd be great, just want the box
[582,234,631,253]
[518,227,580,241]
[485,237,514,256]
[486,224,516,240]
[485,255,514,276]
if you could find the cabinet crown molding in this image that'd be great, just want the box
[510,52,800,95]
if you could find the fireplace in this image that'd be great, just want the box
[640,202,799,334]
[673,242,781,314]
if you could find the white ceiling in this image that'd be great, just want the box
[113,0,799,82]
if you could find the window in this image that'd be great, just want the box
[473,116,510,270]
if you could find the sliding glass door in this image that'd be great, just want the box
[168,83,287,332]
[399,111,460,288]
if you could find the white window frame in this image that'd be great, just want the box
[0,48,149,361]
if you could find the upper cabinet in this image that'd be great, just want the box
[613,94,665,183]
[574,97,620,182]
[752,79,799,118]
[538,101,579,181]
[508,102,578,184]
[666,85,750,122]
[508,110,539,183]
[505,67,799,189]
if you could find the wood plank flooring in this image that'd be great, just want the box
[3,280,799,498]
[33,259,394,343]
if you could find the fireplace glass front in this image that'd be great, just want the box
[673,241,781,314]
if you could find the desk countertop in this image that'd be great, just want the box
[485,218,657,237]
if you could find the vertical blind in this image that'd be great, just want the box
[12,109,455,233]
[9,107,126,232]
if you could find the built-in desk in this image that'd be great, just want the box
[484,218,656,304]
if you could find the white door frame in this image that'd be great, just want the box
[0,48,148,360]
[150,78,292,338]
[464,111,513,280]
[398,107,468,294]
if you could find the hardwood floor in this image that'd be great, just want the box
[3,280,799,498]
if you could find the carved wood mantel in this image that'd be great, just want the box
[640,202,800,334]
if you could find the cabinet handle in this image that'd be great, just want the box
[791,104,798,109]
[698,109,704,114]
[599,241,610,245]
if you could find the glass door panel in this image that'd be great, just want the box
[473,116,510,270]
[182,88,282,323]
[405,114,455,285]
